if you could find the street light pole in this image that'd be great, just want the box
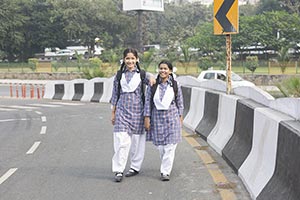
[137,10,143,52]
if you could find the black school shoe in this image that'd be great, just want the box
[160,174,170,181]
[114,172,123,182]
[125,168,139,177]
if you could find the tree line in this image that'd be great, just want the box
[0,0,300,62]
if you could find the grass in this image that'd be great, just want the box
[0,61,299,76]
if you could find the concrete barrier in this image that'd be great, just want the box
[222,99,264,173]
[233,86,274,107]
[269,98,300,120]
[199,79,226,93]
[256,120,300,200]
[72,83,84,101]
[238,108,294,199]
[81,77,106,102]
[176,75,201,87]
[181,86,192,118]
[43,80,64,99]
[183,87,206,131]
[195,91,219,140]
[207,94,241,154]
[99,76,113,103]
[62,79,88,101]
[53,84,64,100]
[91,82,103,102]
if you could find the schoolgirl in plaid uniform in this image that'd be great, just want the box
[144,60,184,181]
[110,48,152,182]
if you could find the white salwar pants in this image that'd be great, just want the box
[112,132,146,173]
[157,144,177,175]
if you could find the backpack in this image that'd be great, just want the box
[150,77,178,109]
[115,69,146,104]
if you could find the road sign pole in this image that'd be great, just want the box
[226,34,232,94]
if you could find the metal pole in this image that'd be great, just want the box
[226,34,232,94]
[137,10,143,52]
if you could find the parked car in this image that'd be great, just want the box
[197,70,255,87]
[55,49,75,57]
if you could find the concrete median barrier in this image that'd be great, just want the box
[181,86,192,118]
[183,87,206,131]
[207,94,241,154]
[81,77,106,102]
[62,79,88,101]
[99,76,113,103]
[53,84,64,100]
[72,83,84,101]
[195,91,219,140]
[91,82,103,102]
[238,108,294,199]
[256,120,300,200]
[222,99,264,173]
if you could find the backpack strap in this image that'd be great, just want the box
[139,70,146,105]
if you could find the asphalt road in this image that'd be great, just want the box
[0,98,251,200]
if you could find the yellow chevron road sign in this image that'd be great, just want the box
[214,0,238,35]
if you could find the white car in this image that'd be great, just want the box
[197,70,255,87]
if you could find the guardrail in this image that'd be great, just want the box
[178,76,300,200]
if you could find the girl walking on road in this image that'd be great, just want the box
[144,60,184,181]
[110,48,153,182]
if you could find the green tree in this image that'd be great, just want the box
[256,0,283,14]
[141,49,155,71]
[0,0,27,61]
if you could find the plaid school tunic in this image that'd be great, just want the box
[144,77,184,146]
[110,68,149,135]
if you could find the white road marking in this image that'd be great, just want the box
[35,111,42,115]
[41,116,46,122]
[29,103,61,108]
[0,108,17,111]
[9,105,39,109]
[26,141,41,154]
[40,126,47,134]
[49,102,85,106]
[0,118,31,122]
[0,168,18,185]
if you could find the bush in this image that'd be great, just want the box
[245,56,258,74]
[28,58,38,71]
[198,57,213,70]
[277,77,300,97]
[82,58,105,79]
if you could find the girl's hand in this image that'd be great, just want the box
[149,77,156,86]
[180,116,183,126]
[144,117,150,131]
[111,111,116,125]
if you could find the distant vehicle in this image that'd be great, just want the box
[66,45,104,57]
[55,49,75,57]
[143,44,160,51]
[197,70,255,87]
[43,45,104,60]
[44,49,75,60]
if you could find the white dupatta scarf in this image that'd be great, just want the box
[120,72,141,92]
[153,84,174,110]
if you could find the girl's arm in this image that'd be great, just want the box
[110,76,119,125]
[144,85,152,130]
[145,72,156,86]
[110,75,119,106]
[176,83,184,117]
